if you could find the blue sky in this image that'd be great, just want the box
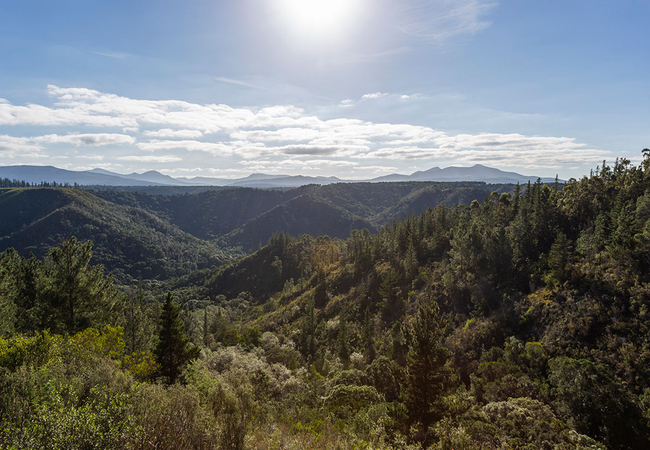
[0,0,648,179]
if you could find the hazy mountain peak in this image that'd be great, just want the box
[0,164,560,187]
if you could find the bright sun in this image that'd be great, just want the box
[277,0,364,42]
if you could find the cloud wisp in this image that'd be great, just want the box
[395,0,498,46]
[93,50,136,60]
[362,92,389,100]
[215,77,266,90]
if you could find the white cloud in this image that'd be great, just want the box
[231,128,320,142]
[0,135,45,158]
[32,133,135,146]
[0,85,258,132]
[302,159,359,167]
[0,98,133,127]
[367,165,399,173]
[143,129,204,139]
[400,94,422,100]
[136,139,235,156]
[361,92,388,100]
[365,146,450,160]
[118,155,183,163]
[361,133,610,167]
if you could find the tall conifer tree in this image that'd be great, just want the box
[404,298,451,447]
[155,292,199,384]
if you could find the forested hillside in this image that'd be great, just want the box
[91,181,511,251]
[1,156,650,448]
[0,182,508,275]
[0,188,230,281]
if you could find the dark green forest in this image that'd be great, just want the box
[2,154,650,448]
[0,181,508,283]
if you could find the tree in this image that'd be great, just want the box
[404,297,452,447]
[155,293,200,384]
[0,249,21,336]
[123,278,154,354]
[549,357,649,449]
[379,269,401,322]
[338,314,350,367]
[0,282,16,337]
[42,237,120,333]
[546,232,571,287]
[404,241,419,280]
[362,310,376,363]
[300,297,317,360]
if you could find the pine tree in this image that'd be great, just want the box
[547,232,571,286]
[404,241,419,280]
[124,278,153,354]
[301,297,316,360]
[155,292,200,384]
[404,298,451,447]
[43,237,119,333]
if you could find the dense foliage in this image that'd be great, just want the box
[89,181,510,251]
[0,182,510,284]
[1,154,650,448]
[0,188,231,282]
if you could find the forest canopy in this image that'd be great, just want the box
[1,154,650,448]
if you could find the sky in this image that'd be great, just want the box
[0,0,648,180]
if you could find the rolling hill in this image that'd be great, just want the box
[88,181,514,251]
[0,181,520,280]
[0,188,231,281]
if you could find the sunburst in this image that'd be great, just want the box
[276,0,364,42]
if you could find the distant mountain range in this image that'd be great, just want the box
[0,164,560,188]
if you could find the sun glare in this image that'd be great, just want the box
[277,0,364,42]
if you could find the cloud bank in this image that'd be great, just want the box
[0,85,610,175]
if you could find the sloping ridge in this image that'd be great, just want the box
[90,187,300,240]
[374,184,511,225]
[224,194,375,251]
[0,188,228,280]
[0,165,167,186]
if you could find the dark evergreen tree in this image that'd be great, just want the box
[155,292,200,384]
[404,297,452,447]
[547,232,571,286]
[300,297,317,360]
[42,237,119,333]
[390,322,408,367]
